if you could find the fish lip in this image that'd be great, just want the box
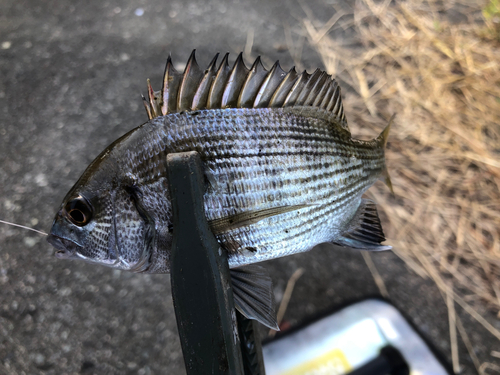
[46,234,82,259]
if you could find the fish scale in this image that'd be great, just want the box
[47,51,393,328]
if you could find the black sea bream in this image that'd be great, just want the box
[47,51,393,327]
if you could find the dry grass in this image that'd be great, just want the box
[304,0,500,372]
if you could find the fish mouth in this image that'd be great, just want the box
[46,234,82,259]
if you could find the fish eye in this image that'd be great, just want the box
[63,195,93,226]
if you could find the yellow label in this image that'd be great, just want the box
[280,348,351,375]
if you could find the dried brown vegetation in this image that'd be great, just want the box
[304,0,500,371]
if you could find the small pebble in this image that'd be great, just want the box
[34,353,45,365]
[23,237,38,248]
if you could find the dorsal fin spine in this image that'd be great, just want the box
[142,94,153,120]
[238,56,268,108]
[222,52,249,108]
[315,77,333,108]
[305,71,329,106]
[311,74,331,107]
[192,53,219,110]
[268,67,298,107]
[254,61,282,108]
[147,79,157,118]
[207,53,230,109]
[283,71,310,107]
[296,69,323,106]
[161,56,182,115]
[178,50,203,111]
[327,86,341,113]
[319,82,335,110]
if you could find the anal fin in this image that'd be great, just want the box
[230,265,279,330]
[333,199,392,251]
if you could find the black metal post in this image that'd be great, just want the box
[167,151,245,375]
[237,313,266,375]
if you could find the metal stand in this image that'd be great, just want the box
[167,151,265,375]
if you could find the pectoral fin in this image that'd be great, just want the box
[333,199,392,251]
[230,265,279,330]
[209,204,310,235]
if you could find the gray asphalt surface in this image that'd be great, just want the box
[1,0,498,374]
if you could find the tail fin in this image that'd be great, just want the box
[377,114,395,195]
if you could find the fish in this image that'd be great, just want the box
[46,50,393,328]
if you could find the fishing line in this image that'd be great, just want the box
[0,220,48,236]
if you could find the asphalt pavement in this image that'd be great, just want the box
[1,0,498,374]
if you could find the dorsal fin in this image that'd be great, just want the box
[143,50,349,130]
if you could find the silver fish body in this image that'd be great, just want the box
[46,51,392,327]
[49,106,390,272]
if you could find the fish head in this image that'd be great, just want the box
[47,139,157,272]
